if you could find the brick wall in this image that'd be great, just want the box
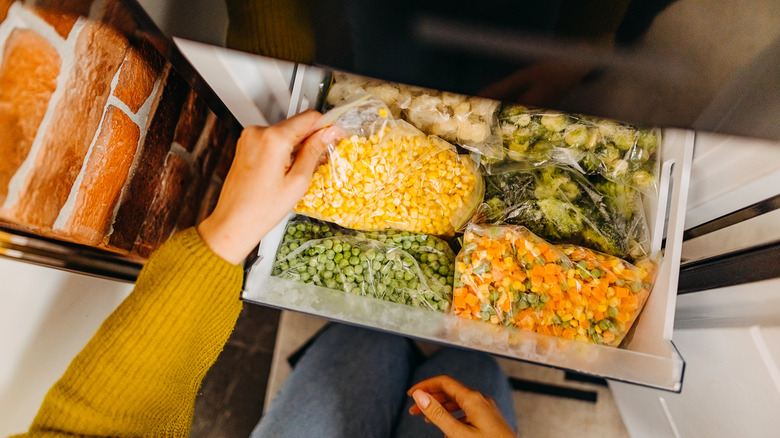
[0,0,236,260]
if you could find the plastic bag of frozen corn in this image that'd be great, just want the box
[295,93,484,237]
[451,223,656,347]
[273,217,455,312]
[324,71,504,160]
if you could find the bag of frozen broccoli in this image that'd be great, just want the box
[493,104,661,196]
[273,217,455,312]
[324,71,504,160]
[296,93,484,237]
[479,162,650,261]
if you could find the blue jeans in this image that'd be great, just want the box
[251,323,517,438]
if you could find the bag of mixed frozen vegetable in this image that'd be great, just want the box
[480,162,650,261]
[296,93,484,237]
[325,71,504,160]
[272,217,455,312]
[451,223,655,347]
[494,104,661,195]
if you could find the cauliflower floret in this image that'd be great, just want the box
[430,117,458,138]
[453,102,471,119]
[366,84,401,107]
[457,119,488,143]
[441,92,464,107]
[469,97,499,117]
[409,94,440,112]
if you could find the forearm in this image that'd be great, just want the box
[20,228,244,437]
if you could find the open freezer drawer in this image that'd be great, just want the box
[243,67,694,392]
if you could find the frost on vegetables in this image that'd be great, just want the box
[295,96,483,237]
[325,72,503,159]
[482,164,649,261]
[496,105,661,195]
[273,218,455,312]
[451,224,654,347]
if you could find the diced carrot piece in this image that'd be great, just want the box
[465,294,479,307]
[532,264,546,277]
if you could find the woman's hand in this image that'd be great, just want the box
[197,110,338,264]
[408,375,516,438]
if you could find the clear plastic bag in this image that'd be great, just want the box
[495,105,661,195]
[480,163,650,261]
[296,94,484,237]
[272,217,455,312]
[451,224,655,347]
[325,72,504,160]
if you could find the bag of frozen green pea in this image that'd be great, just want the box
[492,104,661,196]
[272,218,457,312]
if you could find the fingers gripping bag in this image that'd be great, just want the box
[481,163,650,261]
[296,93,484,236]
[451,224,656,347]
[495,104,661,195]
[272,217,456,312]
[324,72,504,160]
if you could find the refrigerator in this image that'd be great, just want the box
[1,0,779,435]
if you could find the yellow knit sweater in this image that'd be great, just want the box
[14,228,244,437]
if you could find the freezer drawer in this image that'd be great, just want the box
[243,67,693,391]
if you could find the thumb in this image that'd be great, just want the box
[288,125,338,181]
[413,390,469,437]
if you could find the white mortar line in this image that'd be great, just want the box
[190,111,217,160]
[1,14,85,213]
[105,64,170,239]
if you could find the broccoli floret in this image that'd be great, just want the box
[537,198,583,239]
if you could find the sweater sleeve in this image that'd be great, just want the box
[17,228,245,437]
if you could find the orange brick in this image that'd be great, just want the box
[113,41,165,113]
[30,0,92,39]
[61,105,140,245]
[0,29,61,205]
[135,152,191,257]
[109,68,188,251]
[0,0,13,22]
[174,89,208,152]
[9,21,128,228]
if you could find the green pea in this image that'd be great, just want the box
[326,279,337,289]
[344,266,354,276]
[307,266,317,275]
[323,271,333,279]
[325,249,335,259]
[334,244,343,253]
[289,243,299,251]
[301,272,311,282]
[438,266,449,276]
[355,265,364,275]
[591,269,601,278]
[349,256,360,266]
[608,306,618,318]
[631,282,642,292]
[404,272,415,281]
